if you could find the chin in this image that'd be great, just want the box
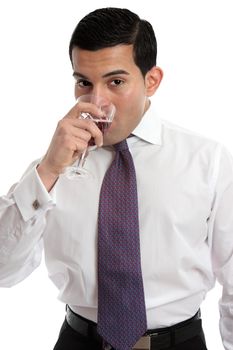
[104,133,127,146]
[103,132,118,146]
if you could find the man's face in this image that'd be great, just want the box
[72,45,155,145]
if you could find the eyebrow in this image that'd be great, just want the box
[73,69,130,79]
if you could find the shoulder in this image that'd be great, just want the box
[161,118,221,152]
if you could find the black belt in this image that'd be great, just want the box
[66,306,203,349]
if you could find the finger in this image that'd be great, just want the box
[57,118,95,142]
[70,123,92,142]
[73,138,88,154]
[72,119,103,147]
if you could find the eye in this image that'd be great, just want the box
[75,79,92,87]
[110,79,124,87]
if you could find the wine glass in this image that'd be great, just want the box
[65,94,116,179]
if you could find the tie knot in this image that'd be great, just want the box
[113,139,128,152]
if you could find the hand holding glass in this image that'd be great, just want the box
[65,94,116,178]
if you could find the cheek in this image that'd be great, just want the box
[122,89,146,116]
[117,86,145,109]
[74,85,79,100]
[112,82,147,124]
[116,98,145,129]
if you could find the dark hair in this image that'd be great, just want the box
[69,7,157,77]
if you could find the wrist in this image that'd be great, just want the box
[37,162,61,192]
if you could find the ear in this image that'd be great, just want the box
[145,66,163,97]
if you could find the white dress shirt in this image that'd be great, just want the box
[0,103,233,349]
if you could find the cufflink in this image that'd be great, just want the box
[32,199,40,210]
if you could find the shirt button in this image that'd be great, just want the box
[32,199,40,210]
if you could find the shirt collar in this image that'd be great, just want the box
[131,100,162,145]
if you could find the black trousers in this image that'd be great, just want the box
[53,318,208,350]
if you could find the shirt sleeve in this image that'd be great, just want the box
[0,162,55,287]
[208,145,233,350]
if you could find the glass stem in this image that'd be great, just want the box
[77,148,88,168]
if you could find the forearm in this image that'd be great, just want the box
[219,288,233,350]
[208,145,233,349]
[0,164,55,286]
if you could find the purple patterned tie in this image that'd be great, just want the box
[97,139,147,350]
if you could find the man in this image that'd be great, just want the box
[0,7,232,350]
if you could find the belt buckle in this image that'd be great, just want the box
[132,335,151,350]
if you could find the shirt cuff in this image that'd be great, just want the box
[13,164,55,221]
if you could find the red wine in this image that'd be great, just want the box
[95,119,112,133]
[88,119,112,146]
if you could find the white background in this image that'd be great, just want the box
[0,0,232,349]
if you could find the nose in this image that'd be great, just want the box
[91,85,111,103]
[91,92,111,109]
